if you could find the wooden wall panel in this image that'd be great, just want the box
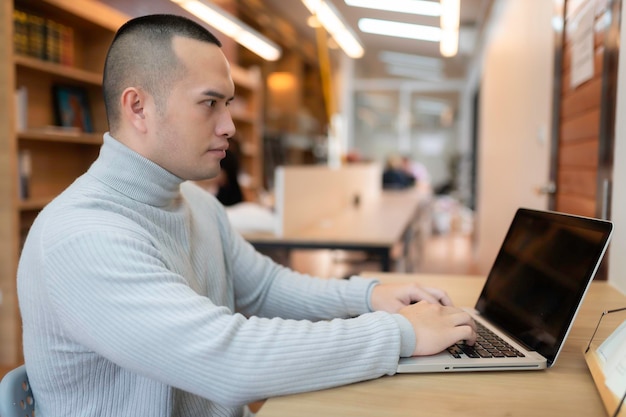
[554,1,608,218]
[552,0,620,281]
[560,108,600,142]
[558,139,599,167]
[557,168,598,198]
[560,77,602,118]
[555,194,597,218]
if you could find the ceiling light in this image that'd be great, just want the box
[440,30,458,57]
[302,0,364,58]
[358,18,441,42]
[440,0,460,57]
[440,0,460,30]
[344,0,441,16]
[169,0,282,61]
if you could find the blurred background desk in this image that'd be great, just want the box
[256,273,626,417]
[243,188,431,272]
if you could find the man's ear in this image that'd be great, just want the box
[120,87,149,133]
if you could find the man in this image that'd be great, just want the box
[17,14,476,417]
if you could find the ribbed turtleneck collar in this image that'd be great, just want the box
[88,133,185,207]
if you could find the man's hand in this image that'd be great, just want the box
[370,282,454,313]
[369,282,476,357]
[399,301,476,356]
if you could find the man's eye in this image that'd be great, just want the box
[205,100,217,107]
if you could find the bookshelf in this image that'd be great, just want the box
[0,0,264,365]
[230,64,263,200]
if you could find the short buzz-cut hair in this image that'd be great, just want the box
[103,14,222,132]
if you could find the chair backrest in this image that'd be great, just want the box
[0,365,35,417]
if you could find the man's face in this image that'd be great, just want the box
[145,36,236,181]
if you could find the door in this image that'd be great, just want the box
[474,0,555,274]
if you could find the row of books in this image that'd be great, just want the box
[13,9,74,66]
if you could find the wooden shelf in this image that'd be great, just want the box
[18,129,103,145]
[230,65,263,198]
[231,65,261,91]
[231,111,258,125]
[18,197,52,211]
[15,55,102,85]
[0,0,127,366]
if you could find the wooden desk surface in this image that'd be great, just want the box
[244,188,430,248]
[257,274,626,417]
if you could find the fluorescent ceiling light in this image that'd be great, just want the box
[359,18,441,42]
[439,30,458,57]
[169,0,281,61]
[439,0,460,56]
[440,0,460,30]
[344,0,441,16]
[302,0,364,58]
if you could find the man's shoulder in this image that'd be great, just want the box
[36,177,142,237]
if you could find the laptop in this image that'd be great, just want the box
[397,208,613,373]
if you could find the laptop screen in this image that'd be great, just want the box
[475,208,613,366]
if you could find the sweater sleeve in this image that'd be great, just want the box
[229,249,416,358]
[40,225,403,407]
[194,188,418,357]
[188,183,379,321]
[230,231,378,320]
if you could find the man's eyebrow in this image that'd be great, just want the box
[201,90,235,102]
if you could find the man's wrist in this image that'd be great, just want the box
[366,280,380,312]
[392,314,416,357]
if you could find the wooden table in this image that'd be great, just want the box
[244,190,431,272]
[256,273,626,417]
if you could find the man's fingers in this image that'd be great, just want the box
[409,286,453,305]
[446,310,477,344]
[401,302,478,356]
[409,287,439,305]
[448,310,476,330]
[425,287,454,306]
[455,324,477,346]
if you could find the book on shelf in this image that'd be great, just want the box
[14,86,28,132]
[26,12,45,60]
[13,9,28,56]
[59,22,74,66]
[45,18,61,63]
[18,150,32,201]
[13,8,74,66]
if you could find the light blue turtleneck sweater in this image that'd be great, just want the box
[17,134,413,417]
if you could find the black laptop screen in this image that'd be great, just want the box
[475,208,612,366]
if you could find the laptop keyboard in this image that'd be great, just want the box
[447,321,525,359]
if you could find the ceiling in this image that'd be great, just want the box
[97,0,495,82]
[257,0,496,81]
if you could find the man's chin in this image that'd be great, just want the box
[194,171,220,181]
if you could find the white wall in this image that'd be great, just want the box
[607,0,626,294]
[473,0,555,273]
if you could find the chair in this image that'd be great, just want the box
[0,365,35,417]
